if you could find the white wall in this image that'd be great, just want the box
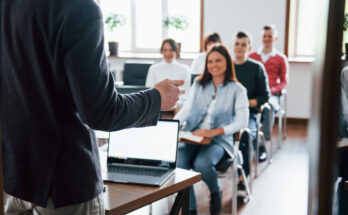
[287,62,313,118]
[204,0,287,53]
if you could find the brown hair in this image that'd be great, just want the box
[235,31,252,45]
[198,44,238,87]
[160,38,178,52]
[203,32,222,51]
[263,25,278,37]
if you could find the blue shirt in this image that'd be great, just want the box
[175,79,249,157]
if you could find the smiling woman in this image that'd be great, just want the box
[174,44,249,215]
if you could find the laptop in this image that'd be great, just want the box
[104,119,179,186]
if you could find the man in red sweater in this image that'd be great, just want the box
[249,25,289,140]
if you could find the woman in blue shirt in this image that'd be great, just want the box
[175,45,249,215]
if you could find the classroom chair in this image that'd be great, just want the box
[123,60,153,86]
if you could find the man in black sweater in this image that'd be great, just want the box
[0,0,183,214]
[233,31,271,176]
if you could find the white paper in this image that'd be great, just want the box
[179,131,203,143]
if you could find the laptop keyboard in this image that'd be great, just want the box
[108,165,167,177]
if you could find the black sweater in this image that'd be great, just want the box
[0,0,161,208]
[235,59,271,114]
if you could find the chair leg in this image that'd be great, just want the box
[268,108,273,160]
[283,111,287,140]
[248,136,253,193]
[237,165,252,203]
[277,110,282,150]
[283,93,287,140]
[255,131,260,178]
[231,164,238,215]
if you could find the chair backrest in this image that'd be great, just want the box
[123,60,154,86]
[191,74,200,85]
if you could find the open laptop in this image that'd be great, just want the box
[104,119,179,186]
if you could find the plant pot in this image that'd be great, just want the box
[176,42,181,58]
[108,41,119,56]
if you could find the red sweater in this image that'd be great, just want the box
[249,51,289,95]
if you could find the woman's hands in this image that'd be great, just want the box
[192,128,224,138]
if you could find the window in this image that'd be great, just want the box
[342,4,348,52]
[99,0,202,54]
[288,0,316,57]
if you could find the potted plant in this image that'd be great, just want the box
[105,13,126,56]
[163,16,189,58]
[343,13,348,60]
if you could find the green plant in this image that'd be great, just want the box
[163,16,189,31]
[105,13,126,33]
[344,13,348,32]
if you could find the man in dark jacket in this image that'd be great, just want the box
[233,31,271,176]
[0,0,183,213]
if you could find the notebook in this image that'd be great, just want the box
[103,119,179,186]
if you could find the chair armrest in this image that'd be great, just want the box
[260,102,272,112]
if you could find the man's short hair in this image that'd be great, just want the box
[203,32,222,51]
[235,31,252,45]
[263,25,278,37]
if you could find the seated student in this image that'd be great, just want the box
[338,66,348,215]
[190,32,222,75]
[146,38,191,113]
[232,31,271,173]
[249,25,289,141]
[175,45,249,215]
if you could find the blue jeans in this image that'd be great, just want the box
[177,141,225,210]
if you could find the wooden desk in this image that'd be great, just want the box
[99,150,201,215]
[103,168,201,215]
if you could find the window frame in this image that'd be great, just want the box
[286,0,316,58]
[98,0,204,55]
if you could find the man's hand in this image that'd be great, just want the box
[155,79,185,111]
[192,128,224,138]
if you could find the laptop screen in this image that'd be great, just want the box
[108,120,179,166]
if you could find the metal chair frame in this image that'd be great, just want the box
[277,89,287,149]
[216,128,253,215]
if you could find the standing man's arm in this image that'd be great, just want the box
[61,1,181,131]
[271,55,289,94]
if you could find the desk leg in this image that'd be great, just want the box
[181,188,190,215]
[169,187,190,215]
